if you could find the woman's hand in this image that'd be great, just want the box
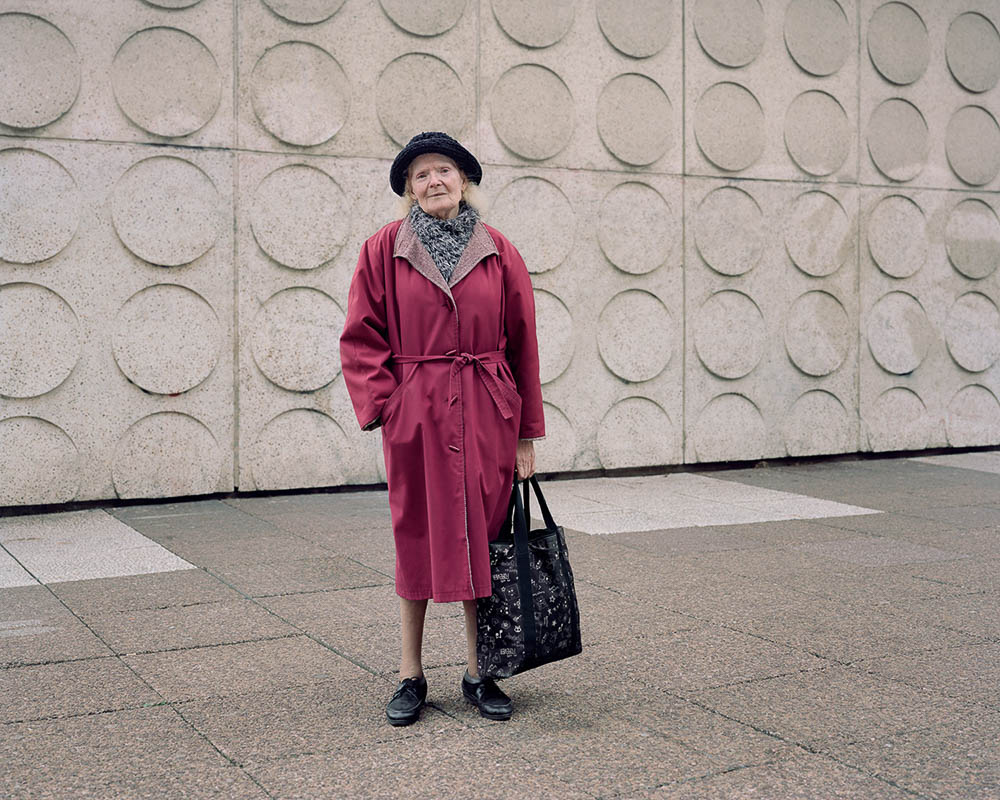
[516,439,536,480]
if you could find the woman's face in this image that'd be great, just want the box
[408,153,467,220]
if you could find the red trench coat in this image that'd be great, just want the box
[340,216,545,602]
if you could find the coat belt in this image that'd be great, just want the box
[392,350,514,420]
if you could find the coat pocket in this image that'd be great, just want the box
[380,363,416,426]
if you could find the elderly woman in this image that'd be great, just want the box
[339,132,545,726]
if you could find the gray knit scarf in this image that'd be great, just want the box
[409,201,479,284]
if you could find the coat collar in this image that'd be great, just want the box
[393,216,498,300]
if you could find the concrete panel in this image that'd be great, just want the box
[684,177,860,463]
[859,187,1000,451]
[0,0,234,147]
[860,0,1000,191]
[0,138,235,503]
[478,0,683,174]
[684,0,859,182]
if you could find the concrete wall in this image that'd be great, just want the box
[2,0,1000,507]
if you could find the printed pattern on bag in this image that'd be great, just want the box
[476,527,582,679]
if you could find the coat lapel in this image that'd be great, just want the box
[393,217,499,297]
[450,221,498,287]
[393,216,452,300]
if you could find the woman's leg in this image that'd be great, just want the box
[399,597,428,678]
[462,599,478,677]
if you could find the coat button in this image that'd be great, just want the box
[448,445,460,452]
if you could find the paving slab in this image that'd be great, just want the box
[0,547,36,588]
[0,509,193,583]
[48,568,243,615]
[176,672,463,766]
[208,555,391,598]
[690,665,978,751]
[123,635,365,703]
[246,729,592,800]
[886,592,1000,641]
[81,598,299,655]
[0,656,160,723]
[0,585,110,667]
[832,709,1000,799]
[152,533,336,568]
[260,584,462,634]
[0,706,267,800]
[479,717,718,798]
[644,753,916,799]
[853,643,1000,710]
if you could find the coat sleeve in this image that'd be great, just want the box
[339,236,396,431]
[500,236,546,440]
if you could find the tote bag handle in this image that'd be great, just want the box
[522,475,558,533]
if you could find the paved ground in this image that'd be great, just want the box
[1,453,998,799]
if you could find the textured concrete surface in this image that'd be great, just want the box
[1,455,998,798]
[4,2,1000,507]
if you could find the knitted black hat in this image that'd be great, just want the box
[389,131,482,196]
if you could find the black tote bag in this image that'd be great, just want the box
[476,476,583,679]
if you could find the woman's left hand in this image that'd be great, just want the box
[516,439,536,480]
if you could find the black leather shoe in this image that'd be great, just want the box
[461,670,512,720]
[386,675,427,726]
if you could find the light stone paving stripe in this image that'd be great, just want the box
[910,452,1000,475]
[0,548,37,588]
[536,474,881,535]
[0,509,193,587]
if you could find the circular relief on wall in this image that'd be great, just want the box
[784,90,850,176]
[0,283,80,399]
[111,156,223,266]
[0,416,80,506]
[536,402,576,472]
[597,396,675,469]
[598,182,674,275]
[492,0,574,48]
[261,0,346,24]
[867,1,929,85]
[0,13,80,129]
[113,412,223,499]
[692,0,765,67]
[113,284,222,395]
[596,0,672,58]
[692,393,766,463]
[946,385,1000,446]
[784,291,850,377]
[0,148,80,264]
[945,106,1000,186]
[694,82,765,172]
[784,191,851,277]
[488,176,574,273]
[597,73,672,166]
[945,292,1000,373]
[867,194,927,279]
[945,198,1000,280]
[946,12,1000,93]
[142,0,204,7]
[866,386,930,451]
[693,290,767,380]
[250,41,350,147]
[866,291,932,375]
[376,53,468,146]
[379,0,467,37]
[490,64,574,160]
[251,287,345,392]
[250,164,349,270]
[598,290,673,383]
[866,98,928,182]
[783,390,853,457]
[112,27,221,138]
[693,186,764,276]
[249,409,349,490]
[533,289,574,384]
[783,0,851,77]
